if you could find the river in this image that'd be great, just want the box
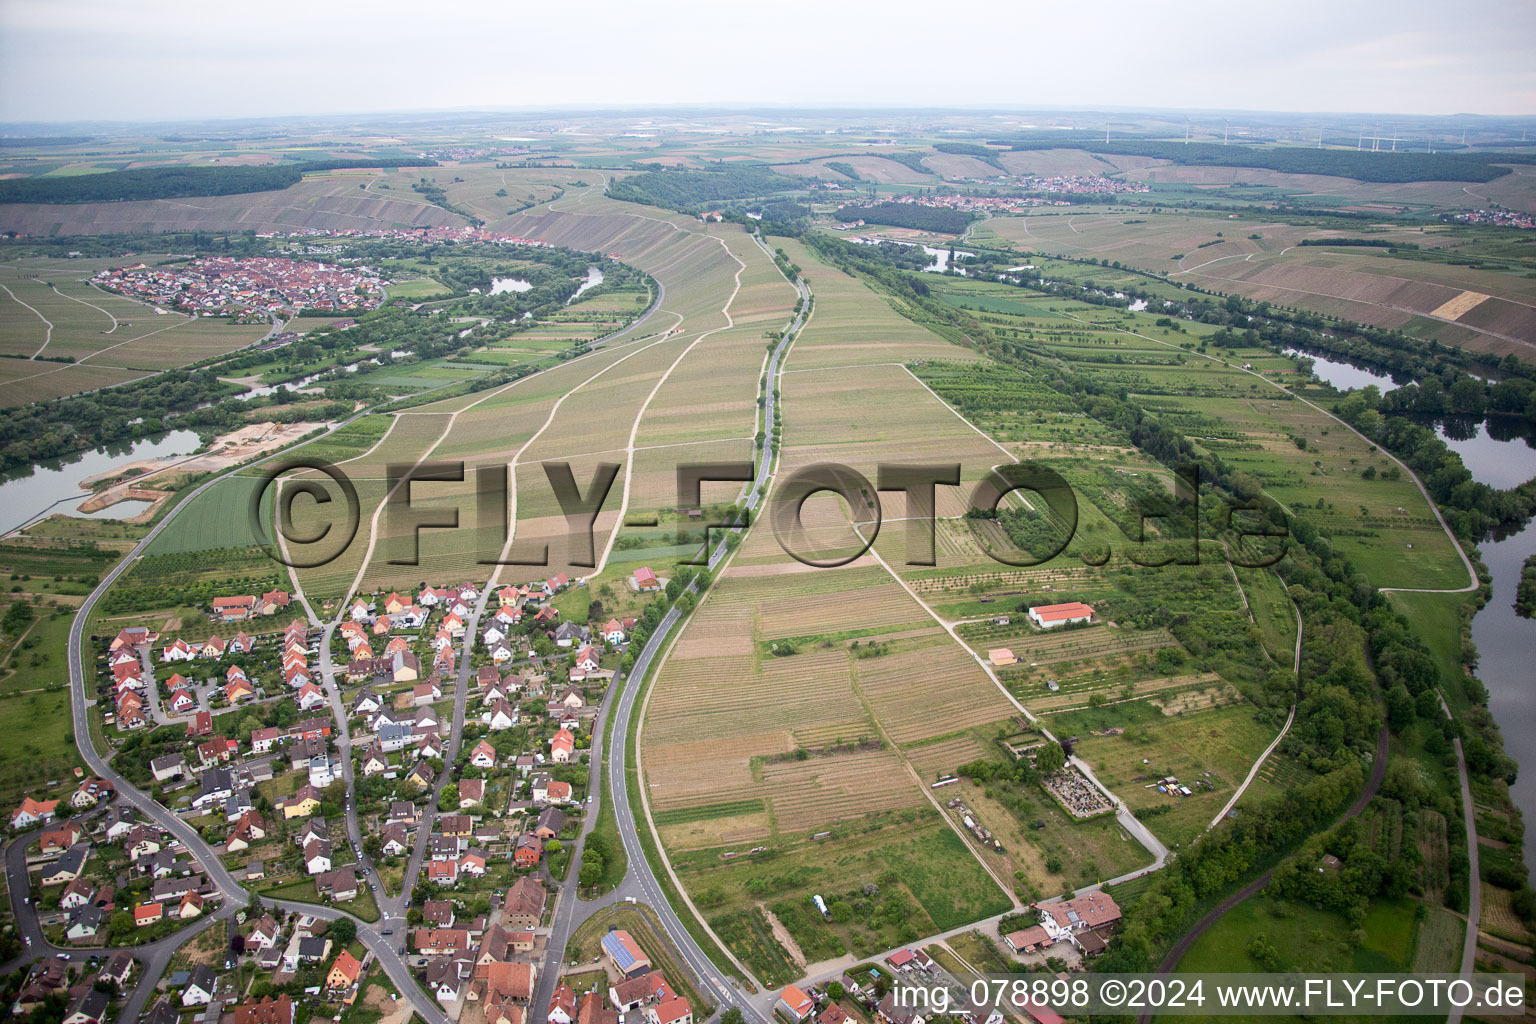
[0,429,202,535]
[1439,416,1536,872]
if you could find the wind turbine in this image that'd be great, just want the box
[1223,118,1230,145]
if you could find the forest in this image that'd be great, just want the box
[832,202,974,234]
[605,164,801,212]
[0,157,437,204]
[989,139,1531,183]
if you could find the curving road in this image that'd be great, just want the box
[60,406,459,1024]
[528,244,807,1023]
[35,265,676,1023]
[1137,722,1390,1024]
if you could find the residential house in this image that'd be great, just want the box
[245,915,281,951]
[486,700,518,731]
[549,983,578,1024]
[59,878,96,910]
[98,952,134,990]
[40,820,82,855]
[150,754,186,782]
[66,905,103,941]
[62,989,111,1024]
[317,867,358,901]
[251,727,284,754]
[232,996,295,1024]
[161,638,195,662]
[69,777,113,809]
[644,997,693,1024]
[212,596,256,622]
[415,929,472,955]
[279,785,323,819]
[550,729,575,763]
[303,838,332,875]
[327,950,363,990]
[10,796,58,829]
[360,745,389,776]
[380,825,410,856]
[459,778,486,808]
[777,986,815,1022]
[42,845,90,885]
[503,875,546,929]
[534,807,566,840]
[470,739,498,769]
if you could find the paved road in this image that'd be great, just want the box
[528,243,806,1022]
[3,830,232,1021]
[60,407,453,1024]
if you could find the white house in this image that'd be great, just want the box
[1027,602,1094,630]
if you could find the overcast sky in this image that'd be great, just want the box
[2,0,1532,124]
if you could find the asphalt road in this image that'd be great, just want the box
[60,406,452,1024]
[530,250,808,1022]
[3,829,232,1021]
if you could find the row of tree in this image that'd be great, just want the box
[0,158,437,205]
[988,139,1532,184]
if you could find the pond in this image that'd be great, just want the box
[1283,347,1403,394]
[569,266,604,303]
[490,277,532,295]
[1420,415,1536,491]
[0,429,202,535]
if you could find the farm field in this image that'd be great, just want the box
[912,275,1470,592]
[674,812,1011,983]
[980,210,1536,359]
[0,257,269,404]
[0,167,469,236]
[1063,703,1282,848]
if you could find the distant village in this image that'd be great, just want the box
[92,256,388,320]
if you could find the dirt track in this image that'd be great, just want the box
[1138,722,1390,1019]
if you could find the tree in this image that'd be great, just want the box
[438,783,460,812]
[721,1011,745,1024]
[1034,741,1066,777]
[579,851,605,888]
[328,917,356,945]
[545,839,563,856]
[826,982,845,1002]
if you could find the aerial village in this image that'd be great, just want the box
[5,561,670,1024]
[6,575,1132,1024]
